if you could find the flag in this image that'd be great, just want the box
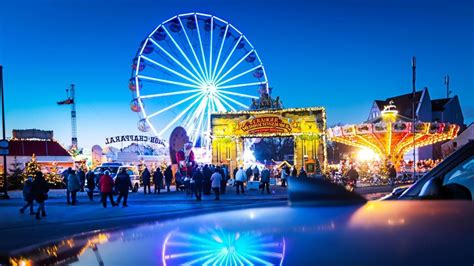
[57,98,74,105]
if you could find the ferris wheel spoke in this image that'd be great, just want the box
[208,16,214,80]
[183,94,207,129]
[218,93,249,109]
[212,95,227,112]
[212,24,229,80]
[177,16,207,84]
[192,104,208,147]
[146,92,202,119]
[217,90,258,99]
[216,64,263,86]
[215,94,237,112]
[139,89,201,99]
[158,94,205,136]
[218,81,267,90]
[148,38,205,84]
[160,26,206,83]
[184,95,208,131]
[213,35,243,83]
[137,75,201,89]
[195,14,210,82]
[214,49,255,85]
[141,55,202,86]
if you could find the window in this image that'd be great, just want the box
[443,155,474,198]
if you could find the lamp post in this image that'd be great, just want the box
[412,57,417,180]
[1,66,10,199]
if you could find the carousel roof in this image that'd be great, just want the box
[373,91,423,119]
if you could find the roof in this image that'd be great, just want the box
[8,140,71,157]
[431,98,451,112]
[374,90,423,118]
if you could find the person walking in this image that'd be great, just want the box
[235,166,246,195]
[291,167,298,178]
[218,166,227,195]
[99,170,116,208]
[67,170,81,205]
[62,167,72,205]
[253,166,260,181]
[260,168,271,194]
[78,168,86,192]
[245,166,253,182]
[32,171,49,220]
[298,167,308,178]
[141,166,151,194]
[203,164,212,195]
[86,169,95,201]
[164,165,173,192]
[20,176,35,215]
[115,168,132,207]
[211,169,222,200]
[153,168,163,194]
[388,164,397,187]
[192,165,203,201]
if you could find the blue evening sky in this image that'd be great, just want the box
[1,0,473,149]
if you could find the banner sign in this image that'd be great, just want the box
[105,135,165,146]
[239,116,292,134]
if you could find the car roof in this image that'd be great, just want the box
[13,201,474,265]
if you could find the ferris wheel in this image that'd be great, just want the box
[129,12,269,147]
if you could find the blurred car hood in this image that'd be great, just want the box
[10,200,474,266]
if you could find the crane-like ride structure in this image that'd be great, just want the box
[57,84,80,155]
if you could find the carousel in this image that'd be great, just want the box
[327,101,460,167]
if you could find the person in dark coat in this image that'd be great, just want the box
[115,168,132,207]
[32,171,49,220]
[78,168,86,192]
[20,176,35,214]
[203,164,212,195]
[99,170,116,208]
[62,167,72,204]
[388,164,397,187]
[298,167,308,178]
[153,168,164,194]
[218,166,226,194]
[164,165,173,192]
[86,169,95,201]
[245,167,252,182]
[253,166,260,181]
[141,167,151,194]
[192,165,204,201]
[260,168,271,194]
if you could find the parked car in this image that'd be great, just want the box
[383,140,474,200]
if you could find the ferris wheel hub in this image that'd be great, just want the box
[201,82,217,95]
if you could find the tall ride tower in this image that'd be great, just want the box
[57,84,78,148]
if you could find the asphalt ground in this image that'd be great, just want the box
[0,184,391,259]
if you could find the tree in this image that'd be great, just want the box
[8,157,24,189]
[45,162,65,188]
[24,154,41,178]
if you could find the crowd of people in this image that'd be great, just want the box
[18,162,315,221]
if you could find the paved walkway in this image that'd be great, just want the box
[0,184,391,258]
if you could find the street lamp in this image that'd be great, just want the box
[1,65,10,199]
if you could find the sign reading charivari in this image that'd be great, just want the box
[105,135,165,146]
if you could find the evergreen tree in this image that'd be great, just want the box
[45,162,64,188]
[8,158,24,189]
[24,154,41,178]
